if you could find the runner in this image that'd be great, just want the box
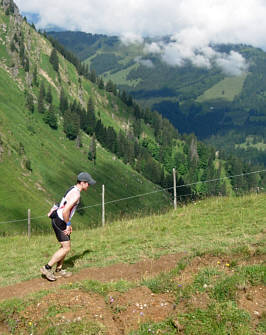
[41,172,96,281]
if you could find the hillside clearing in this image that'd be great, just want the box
[197,73,247,102]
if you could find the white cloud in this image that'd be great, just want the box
[144,42,162,54]
[15,0,266,47]
[15,0,266,74]
[135,57,154,68]
[120,33,144,46]
[216,51,248,76]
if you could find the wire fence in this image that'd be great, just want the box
[0,168,265,227]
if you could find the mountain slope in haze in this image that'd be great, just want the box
[48,31,266,165]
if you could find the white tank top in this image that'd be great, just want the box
[57,186,80,221]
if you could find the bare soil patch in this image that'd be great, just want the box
[0,253,186,301]
[0,253,265,335]
[107,286,175,334]
[237,285,266,326]
[7,286,176,335]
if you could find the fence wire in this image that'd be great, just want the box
[0,168,265,225]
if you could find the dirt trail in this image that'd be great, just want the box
[0,253,186,301]
[0,253,264,335]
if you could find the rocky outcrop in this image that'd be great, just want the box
[1,0,22,23]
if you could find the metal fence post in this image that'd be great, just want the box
[173,168,177,210]
[28,209,31,238]
[102,185,105,227]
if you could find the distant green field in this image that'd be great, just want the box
[103,63,142,87]
[197,73,247,102]
[236,136,266,151]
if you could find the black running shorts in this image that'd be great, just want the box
[51,215,70,242]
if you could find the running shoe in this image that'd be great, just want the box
[40,266,56,281]
[54,269,72,278]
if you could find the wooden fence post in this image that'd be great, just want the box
[173,168,177,210]
[102,185,105,227]
[28,209,31,238]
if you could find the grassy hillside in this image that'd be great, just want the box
[197,74,247,102]
[1,2,265,240]
[0,193,265,334]
[1,192,265,286]
[0,2,170,235]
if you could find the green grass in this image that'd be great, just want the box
[129,302,251,335]
[0,64,169,235]
[43,320,106,335]
[0,13,171,236]
[103,63,142,87]
[0,7,173,237]
[178,302,251,335]
[197,74,247,102]
[0,192,264,334]
[62,279,137,296]
[0,193,265,287]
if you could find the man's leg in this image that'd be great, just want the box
[48,241,71,267]
[41,241,71,281]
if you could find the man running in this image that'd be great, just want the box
[41,172,96,281]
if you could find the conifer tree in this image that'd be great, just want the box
[86,97,96,134]
[24,56,29,72]
[46,85,53,104]
[106,80,114,93]
[98,77,104,90]
[49,48,59,72]
[38,82,45,114]
[89,69,97,83]
[26,92,34,113]
[10,40,16,52]
[106,126,117,153]
[33,65,38,87]
[59,88,68,114]
[63,109,80,140]
[44,104,57,129]
[88,133,96,165]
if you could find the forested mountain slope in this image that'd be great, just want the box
[0,0,169,234]
[0,1,264,235]
[48,31,266,165]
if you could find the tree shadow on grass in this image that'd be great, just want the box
[64,249,93,269]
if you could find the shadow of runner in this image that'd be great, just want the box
[64,249,93,269]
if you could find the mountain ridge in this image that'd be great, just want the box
[0,1,265,235]
[48,30,266,164]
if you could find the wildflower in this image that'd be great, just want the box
[226,263,230,267]
[28,322,32,326]
[217,261,220,264]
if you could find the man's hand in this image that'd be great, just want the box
[63,225,72,235]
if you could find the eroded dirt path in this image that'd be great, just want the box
[0,253,186,301]
[0,253,265,335]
